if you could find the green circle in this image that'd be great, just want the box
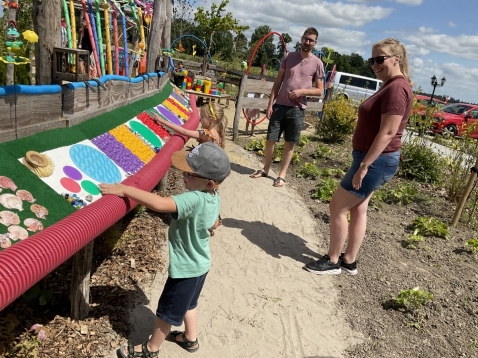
[129,120,163,148]
[81,180,101,195]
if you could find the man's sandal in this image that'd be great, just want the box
[167,331,200,353]
[273,177,286,187]
[117,341,159,358]
[250,169,267,178]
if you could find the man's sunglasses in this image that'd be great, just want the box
[367,55,393,65]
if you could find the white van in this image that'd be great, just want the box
[326,71,382,102]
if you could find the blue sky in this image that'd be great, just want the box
[205,0,477,103]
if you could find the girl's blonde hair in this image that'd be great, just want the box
[199,102,228,148]
[373,38,413,86]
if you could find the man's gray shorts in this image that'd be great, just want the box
[267,104,305,144]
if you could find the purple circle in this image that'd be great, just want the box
[63,165,83,180]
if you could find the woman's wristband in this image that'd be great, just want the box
[360,162,369,170]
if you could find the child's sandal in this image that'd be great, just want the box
[117,341,159,358]
[167,331,200,353]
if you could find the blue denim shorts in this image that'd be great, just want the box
[156,272,208,326]
[340,149,400,198]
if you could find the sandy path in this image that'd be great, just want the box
[109,106,362,357]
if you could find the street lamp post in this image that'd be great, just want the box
[429,75,446,105]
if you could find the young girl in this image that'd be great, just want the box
[153,101,228,148]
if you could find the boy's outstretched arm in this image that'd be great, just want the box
[99,183,177,213]
[152,113,199,140]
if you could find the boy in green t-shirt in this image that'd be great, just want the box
[99,142,230,358]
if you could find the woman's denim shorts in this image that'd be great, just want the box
[340,149,400,198]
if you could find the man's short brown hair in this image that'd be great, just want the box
[303,27,319,39]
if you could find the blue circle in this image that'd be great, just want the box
[69,144,121,184]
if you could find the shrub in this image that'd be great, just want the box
[399,141,446,185]
[316,95,357,143]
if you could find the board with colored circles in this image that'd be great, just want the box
[16,92,192,208]
[19,140,128,205]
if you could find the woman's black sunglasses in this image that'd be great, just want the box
[367,55,393,65]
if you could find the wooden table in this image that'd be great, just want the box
[185,89,231,108]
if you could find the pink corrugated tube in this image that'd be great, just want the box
[0,96,199,311]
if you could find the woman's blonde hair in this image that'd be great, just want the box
[373,38,413,86]
[199,102,228,148]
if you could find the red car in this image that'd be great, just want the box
[416,95,446,112]
[431,103,478,138]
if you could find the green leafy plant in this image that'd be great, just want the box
[8,324,46,357]
[311,178,338,202]
[316,94,357,143]
[465,239,478,255]
[411,216,449,239]
[383,183,418,205]
[319,168,345,178]
[369,189,385,209]
[297,135,310,149]
[404,230,425,249]
[291,152,302,164]
[244,137,266,152]
[393,287,433,311]
[312,143,332,159]
[399,141,446,185]
[297,162,321,179]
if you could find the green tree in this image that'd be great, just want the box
[249,25,275,66]
[210,30,234,61]
[276,32,291,59]
[171,0,196,44]
[194,0,248,70]
[233,32,248,60]
[194,0,248,47]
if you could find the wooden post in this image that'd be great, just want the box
[232,73,247,143]
[6,0,18,85]
[146,0,166,73]
[157,171,169,192]
[33,0,61,84]
[70,241,94,320]
[450,158,478,227]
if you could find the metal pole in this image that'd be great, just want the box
[430,83,436,104]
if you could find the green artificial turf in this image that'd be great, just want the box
[0,81,173,251]
[0,147,76,252]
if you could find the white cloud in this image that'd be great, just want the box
[448,21,457,28]
[228,0,394,43]
[410,58,478,103]
[394,0,423,5]
[406,44,430,56]
[405,28,478,61]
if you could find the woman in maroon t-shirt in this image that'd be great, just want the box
[305,38,413,276]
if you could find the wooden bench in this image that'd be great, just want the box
[185,89,231,108]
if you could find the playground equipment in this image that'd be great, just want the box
[54,0,155,78]
[242,31,289,126]
[169,34,213,64]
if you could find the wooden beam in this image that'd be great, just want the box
[70,241,94,320]
[233,73,247,143]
